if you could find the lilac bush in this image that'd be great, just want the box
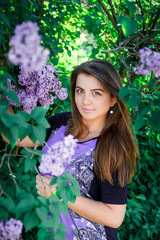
[8,21,50,73]
[7,64,68,113]
[135,47,160,78]
[39,135,77,176]
[7,20,68,113]
[0,218,23,240]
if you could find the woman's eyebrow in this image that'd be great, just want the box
[76,86,104,92]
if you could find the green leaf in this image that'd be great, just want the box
[136,194,146,201]
[37,196,48,206]
[24,211,39,232]
[136,14,145,23]
[59,201,68,215]
[1,113,12,127]
[121,17,137,37]
[20,0,29,9]
[91,48,99,57]
[129,89,141,108]
[31,107,49,121]
[36,206,48,223]
[147,110,160,129]
[63,172,80,196]
[15,197,34,214]
[54,223,67,240]
[134,115,145,131]
[11,114,28,128]
[2,198,15,212]
[0,70,17,85]
[20,147,35,158]
[10,124,20,142]
[37,228,50,239]
[0,12,10,27]
[17,111,31,122]
[3,89,20,106]
[0,98,9,113]
[125,0,137,13]
[28,125,38,143]
[0,207,9,221]
[32,125,46,145]
[119,87,130,100]
[24,157,37,172]
[49,177,58,186]
[37,117,51,129]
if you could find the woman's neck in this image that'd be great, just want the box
[78,118,105,141]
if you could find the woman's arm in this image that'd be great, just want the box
[1,134,40,148]
[36,175,126,229]
[1,106,41,148]
[68,196,126,229]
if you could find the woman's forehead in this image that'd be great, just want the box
[76,73,104,90]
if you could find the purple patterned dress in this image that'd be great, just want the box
[43,125,107,240]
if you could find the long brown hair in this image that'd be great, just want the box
[66,59,139,187]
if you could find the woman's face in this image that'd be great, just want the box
[75,73,116,125]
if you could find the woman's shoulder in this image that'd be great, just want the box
[47,112,72,126]
[46,112,72,141]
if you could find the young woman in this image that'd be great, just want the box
[36,59,139,240]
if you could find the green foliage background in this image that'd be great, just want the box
[0,0,160,239]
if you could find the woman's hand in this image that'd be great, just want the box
[36,175,57,198]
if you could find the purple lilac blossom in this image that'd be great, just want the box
[56,88,68,100]
[135,47,160,78]
[7,64,68,113]
[8,21,50,73]
[39,135,77,176]
[0,218,23,240]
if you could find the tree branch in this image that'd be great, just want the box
[97,0,120,32]
[105,36,116,48]
[135,0,145,32]
[107,0,117,23]
[6,150,18,188]
[149,7,160,37]
[134,86,160,95]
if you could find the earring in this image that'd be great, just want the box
[110,108,114,114]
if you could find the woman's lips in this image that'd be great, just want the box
[82,108,93,113]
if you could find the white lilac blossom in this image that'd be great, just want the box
[0,218,23,240]
[7,64,68,113]
[8,21,50,73]
[135,47,160,78]
[39,135,77,176]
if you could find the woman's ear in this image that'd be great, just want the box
[110,97,117,107]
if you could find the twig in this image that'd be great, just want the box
[107,0,117,23]
[17,141,42,156]
[34,166,50,197]
[134,86,160,95]
[97,0,120,33]
[135,0,145,32]
[44,141,50,150]
[0,183,12,199]
[6,149,18,188]
[50,101,62,115]
[0,153,28,168]
[105,36,116,48]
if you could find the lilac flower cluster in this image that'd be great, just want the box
[8,64,68,113]
[0,218,23,240]
[39,135,77,176]
[135,47,160,78]
[8,21,50,73]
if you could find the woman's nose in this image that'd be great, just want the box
[83,93,91,105]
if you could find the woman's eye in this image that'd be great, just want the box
[76,89,83,94]
[93,91,101,96]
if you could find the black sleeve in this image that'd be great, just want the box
[46,112,72,141]
[89,171,127,204]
